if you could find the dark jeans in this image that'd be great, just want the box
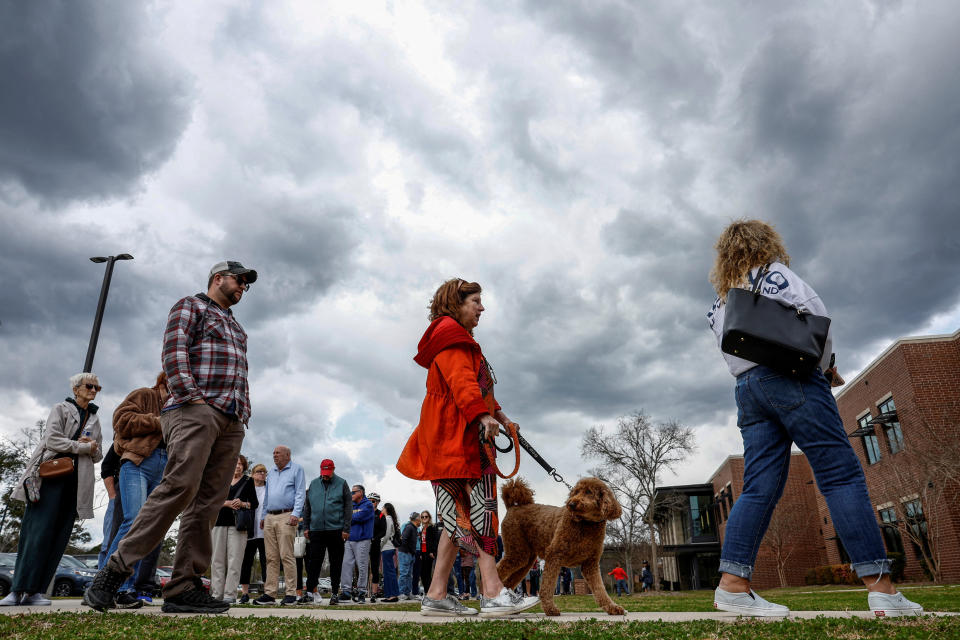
[412,551,421,595]
[13,472,77,594]
[370,537,381,589]
[306,530,345,594]
[420,554,434,593]
[240,537,266,585]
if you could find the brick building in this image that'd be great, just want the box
[831,329,960,583]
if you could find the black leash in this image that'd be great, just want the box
[490,426,571,489]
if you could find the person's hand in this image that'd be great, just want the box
[304,530,310,540]
[479,414,500,442]
[288,515,298,526]
[824,366,845,387]
[259,520,265,530]
[84,440,99,456]
[341,531,350,541]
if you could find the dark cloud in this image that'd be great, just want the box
[0,0,192,202]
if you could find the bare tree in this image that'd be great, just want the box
[872,404,960,583]
[590,467,645,587]
[760,504,805,587]
[582,411,696,591]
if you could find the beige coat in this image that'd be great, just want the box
[13,400,103,520]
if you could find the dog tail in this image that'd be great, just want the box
[501,477,535,508]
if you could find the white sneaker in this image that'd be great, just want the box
[421,594,479,616]
[479,588,540,617]
[20,593,52,606]
[0,592,22,606]
[312,592,324,605]
[869,591,923,617]
[713,588,788,617]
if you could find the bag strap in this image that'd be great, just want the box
[750,263,771,296]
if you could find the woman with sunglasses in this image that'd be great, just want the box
[3,373,103,606]
[239,464,268,603]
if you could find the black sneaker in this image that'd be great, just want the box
[252,594,275,605]
[280,595,297,606]
[83,567,129,611]
[161,587,230,614]
[116,591,144,609]
[238,594,249,604]
[328,594,339,605]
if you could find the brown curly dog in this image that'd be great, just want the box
[497,477,625,616]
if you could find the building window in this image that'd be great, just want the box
[878,507,904,554]
[877,398,904,454]
[689,494,716,540]
[859,415,882,464]
[903,499,928,539]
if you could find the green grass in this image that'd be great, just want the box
[277,584,959,613]
[1,613,959,640]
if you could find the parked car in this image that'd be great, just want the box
[54,554,97,596]
[0,553,15,597]
[158,566,210,592]
[72,554,100,569]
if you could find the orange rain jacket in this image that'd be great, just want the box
[396,316,500,481]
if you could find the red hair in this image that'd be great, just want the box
[429,278,482,330]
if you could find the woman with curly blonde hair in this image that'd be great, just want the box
[706,220,922,618]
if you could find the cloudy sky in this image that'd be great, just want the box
[2,0,959,543]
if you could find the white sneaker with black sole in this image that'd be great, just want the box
[479,588,539,617]
[713,588,789,617]
[869,591,923,617]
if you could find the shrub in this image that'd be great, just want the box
[887,552,905,582]
[804,564,860,585]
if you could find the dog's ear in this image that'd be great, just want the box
[601,485,622,521]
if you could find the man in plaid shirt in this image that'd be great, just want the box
[86,260,257,614]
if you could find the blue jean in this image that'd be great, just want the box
[614,578,628,596]
[107,448,168,592]
[98,496,118,570]
[398,551,415,596]
[720,366,890,580]
[461,565,477,597]
[381,549,399,598]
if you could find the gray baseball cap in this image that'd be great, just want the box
[209,260,258,284]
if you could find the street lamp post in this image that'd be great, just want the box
[83,253,134,373]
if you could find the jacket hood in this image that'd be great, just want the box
[413,316,478,369]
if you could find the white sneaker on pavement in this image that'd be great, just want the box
[479,588,540,617]
[869,591,923,617]
[20,593,52,606]
[0,592,22,606]
[713,587,788,617]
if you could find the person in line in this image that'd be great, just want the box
[209,455,258,603]
[459,548,477,600]
[301,458,352,605]
[85,260,256,614]
[396,278,539,617]
[378,502,400,603]
[3,374,103,606]
[105,372,171,608]
[368,492,385,602]
[608,563,629,597]
[254,445,305,606]
[338,484,374,603]
[419,510,439,596]
[560,567,572,596]
[238,463,268,603]
[97,443,122,571]
[397,512,420,601]
[640,561,653,593]
[707,220,923,617]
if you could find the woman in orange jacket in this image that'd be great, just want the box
[397,278,539,617]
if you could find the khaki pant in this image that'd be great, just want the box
[263,513,298,597]
[210,524,247,600]
[108,403,244,598]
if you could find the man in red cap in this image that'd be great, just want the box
[300,459,352,604]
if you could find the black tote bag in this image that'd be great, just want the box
[720,265,831,377]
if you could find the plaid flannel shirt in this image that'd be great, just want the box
[161,293,251,423]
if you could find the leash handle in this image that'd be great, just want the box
[481,421,521,480]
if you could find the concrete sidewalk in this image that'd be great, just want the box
[0,599,955,622]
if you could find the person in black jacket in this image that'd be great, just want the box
[398,512,420,599]
[209,455,259,603]
[368,493,385,601]
[420,511,439,594]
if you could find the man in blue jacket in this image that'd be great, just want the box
[339,484,374,603]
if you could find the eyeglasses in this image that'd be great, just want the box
[253,470,267,474]
[421,515,430,519]
[222,273,251,291]
[352,489,362,494]
[84,384,102,392]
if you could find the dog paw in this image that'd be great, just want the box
[605,605,626,615]
[543,606,562,616]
